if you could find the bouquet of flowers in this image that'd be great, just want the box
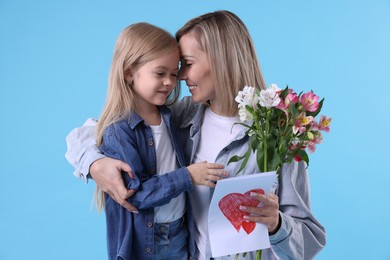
[229,84,331,176]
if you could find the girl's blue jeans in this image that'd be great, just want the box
[153,216,189,260]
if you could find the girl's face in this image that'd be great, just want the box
[132,50,179,111]
[178,33,215,104]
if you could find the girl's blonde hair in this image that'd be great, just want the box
[176,10,267,116]
[95,23,180,210]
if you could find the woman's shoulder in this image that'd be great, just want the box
[169,96,204,126]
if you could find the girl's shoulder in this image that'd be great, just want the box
[104,114,136,136]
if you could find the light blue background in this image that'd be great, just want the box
[1,1,389,259]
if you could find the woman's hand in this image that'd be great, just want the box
[90,157,138,213]
[239,192,280,234]
[187,161,228,188]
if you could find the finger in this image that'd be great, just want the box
[113,187,138,213]
[119,162,134,179]
[206,174,223,182]
[250,192,277,207]
[239,203,275,215]
[206,163,225,169]
[206,180,216,188]
[243,214,273,226]
[242,211,280,233]
[117,184,133,200]
[117,197,139,213]
[116,185,138,213]
[207,169,229,177]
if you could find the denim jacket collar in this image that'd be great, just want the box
[179,103,205,138]
[127,106,171,129]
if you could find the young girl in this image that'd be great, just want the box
[95,22,226,260]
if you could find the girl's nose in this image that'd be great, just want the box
[163,77,173,86]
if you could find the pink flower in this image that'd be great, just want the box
[285,91,299,106]
[289,142,306,162]
[300,92,320,112]
[308,132,323,154]
[293,113,314,135]
[318,115,332,133]
[276,89,299,112]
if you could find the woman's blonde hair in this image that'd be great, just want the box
[95,23,180,210]
[176,10,267,116]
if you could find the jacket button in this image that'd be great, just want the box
[146,247,152,253]
[148,139,154,146]
[150,169,155,174]
[147,222,153,228]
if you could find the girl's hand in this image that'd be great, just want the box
[239,192,280,234]
[90,157,138,213]
[186,161,228,188]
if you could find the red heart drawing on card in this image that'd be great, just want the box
[218,189,265,234]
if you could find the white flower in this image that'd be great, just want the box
[235,86,256,107]
[269,83,282,92]
[258,87,281,109]
[235,86,257,122]
[238,104,253,122]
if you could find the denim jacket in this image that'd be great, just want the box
[100,106,195,260]
[65,98,326,260]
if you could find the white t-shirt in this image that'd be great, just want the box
[150,119,186,223]
[191,108,242,259]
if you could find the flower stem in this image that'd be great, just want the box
[264,110,270,172]
[256,250,262,260]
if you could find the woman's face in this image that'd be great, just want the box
[178,33,215,104]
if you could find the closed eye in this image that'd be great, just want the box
[180,59,192,68]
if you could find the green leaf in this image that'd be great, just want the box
[280,86,289,98]
[250,135,258,151]
[298,149,310,167]
[234,145,252,175]
[290,102,298,118]
[256,141,265,172]
[227,155,245,165]
[268,148,282,171]
[310,98,324,117]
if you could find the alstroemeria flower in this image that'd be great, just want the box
[258,87,281,109]
[300,92,319,112]
[235,86,257,106]
[285,91,299,106]
[293,113,314,134]
[238,105,253,122]
[276,89,299,112]
[269,83,282,93]
[236,86,257,122]
[308,132,323,153]
[318,115,332,133]
[288,140,307,162]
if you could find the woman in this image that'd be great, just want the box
[66,10,326,259]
